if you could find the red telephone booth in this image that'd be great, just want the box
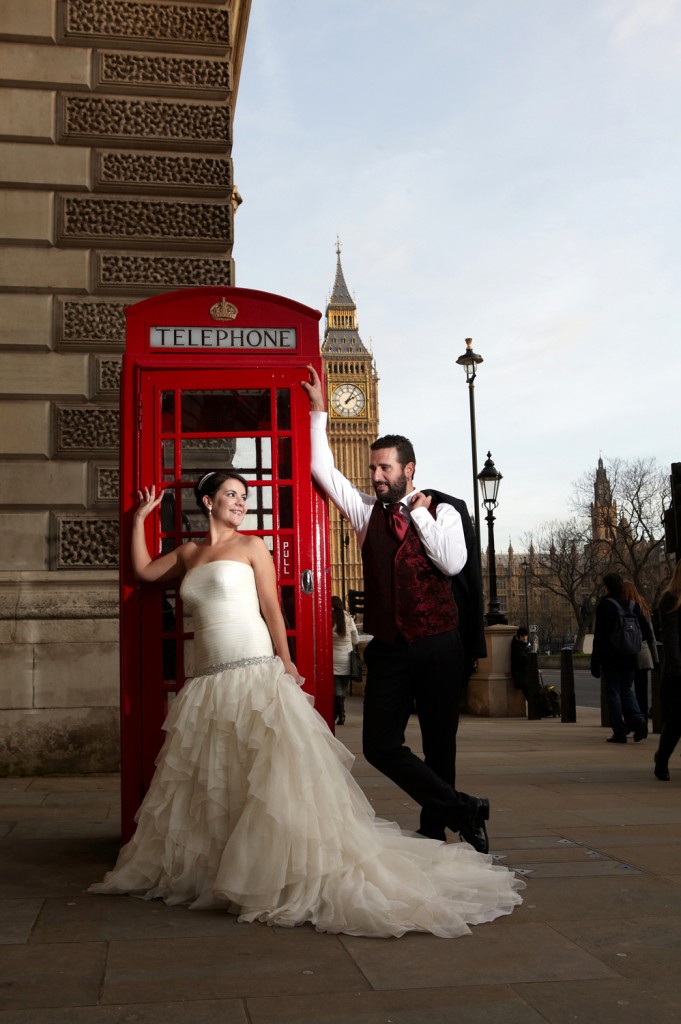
[120,287,331,838]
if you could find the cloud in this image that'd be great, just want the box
[602,0,681,41]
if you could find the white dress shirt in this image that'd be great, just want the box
[310,411,467,577]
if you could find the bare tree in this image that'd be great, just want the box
[523,519,603,652]
[523,458,672,651]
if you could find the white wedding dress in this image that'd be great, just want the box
[90,560,523,937]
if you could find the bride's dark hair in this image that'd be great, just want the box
[194,471,249,517]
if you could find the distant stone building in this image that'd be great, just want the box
[591,456,618,542]
[483,545,579,652]
[480,457,669,651]
[0,0,251,773]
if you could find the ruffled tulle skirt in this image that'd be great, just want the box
[89,656,524,937]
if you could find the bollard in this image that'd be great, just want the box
[527,651,541,720]
[560,647,576,722]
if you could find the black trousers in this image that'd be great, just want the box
[657,677,681,764]
[362,629,475,838]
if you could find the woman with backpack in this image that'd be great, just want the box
[653,562,681,780]
[621,579,658,721]
[591,572,648,744]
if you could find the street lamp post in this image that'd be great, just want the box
[338,513,350,609]
[477,451,507,625]
[456,338,484,568]
[521,558,530,629]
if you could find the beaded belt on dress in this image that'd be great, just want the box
[195,654,276,676]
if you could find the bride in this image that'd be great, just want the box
[89,471,524,937]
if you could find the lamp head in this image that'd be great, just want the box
[456,337,483,383]
[477,451,502,509]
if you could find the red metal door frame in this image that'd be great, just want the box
[120,288,331,838]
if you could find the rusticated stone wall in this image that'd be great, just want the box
[0,0,251,774]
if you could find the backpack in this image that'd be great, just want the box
[606,598,642,658]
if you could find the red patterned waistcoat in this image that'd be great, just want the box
[361,500,459,644]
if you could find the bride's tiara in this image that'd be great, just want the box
[197,471,217,490]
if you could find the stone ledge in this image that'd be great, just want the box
[0,706,119,774]
[0,575,118,619]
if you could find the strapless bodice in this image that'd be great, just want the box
[180,560,273,673]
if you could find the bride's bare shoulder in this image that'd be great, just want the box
[239,534,270,560]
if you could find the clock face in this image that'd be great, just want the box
[331,383,366,417]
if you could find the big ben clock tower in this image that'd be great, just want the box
[322,240,380,605]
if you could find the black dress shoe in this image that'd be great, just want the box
[654,752,670,781]
[633,719,648,742]
[606,734,627,743]
[459,798,490,855]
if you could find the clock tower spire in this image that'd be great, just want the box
[321,241,380,608]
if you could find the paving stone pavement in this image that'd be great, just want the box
[0,699,680,1023]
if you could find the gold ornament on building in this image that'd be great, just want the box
[209,297,239,321]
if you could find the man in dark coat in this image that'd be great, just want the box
[510,627,532,698]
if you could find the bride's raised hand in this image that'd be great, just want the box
[135,484,165,522]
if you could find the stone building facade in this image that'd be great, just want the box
[0,0,250,773]
[482,546,578,652]
[481,457,670,652]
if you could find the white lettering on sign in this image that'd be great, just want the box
[280,538,293,580]
[150,327,297,350]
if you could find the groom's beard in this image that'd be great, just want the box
[373,470,408,505]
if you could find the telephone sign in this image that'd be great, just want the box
[149,326,297,349]
[119,287,332,838]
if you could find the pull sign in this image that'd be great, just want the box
[301,570,314,595]
[277,537,294,582]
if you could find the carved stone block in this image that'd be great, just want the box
[95,150,231,195]
[92,464,120,506]
[56,405,119,456]
[54,514,119,569]
[59,94,230,151]
[61,0,230,55]
[57,298,129,351]
[57,194,232,251]
[94,252,233,293]
[95,50,230,98]
[93,356,122,397]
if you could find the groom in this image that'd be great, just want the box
[302,367,490,854]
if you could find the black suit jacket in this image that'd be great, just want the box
[422,489,487,674]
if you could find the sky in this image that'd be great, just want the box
[231,0,681,549]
